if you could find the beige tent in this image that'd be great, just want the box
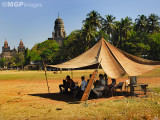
[49,38,160,78]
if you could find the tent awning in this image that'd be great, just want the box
[48,38,160,78]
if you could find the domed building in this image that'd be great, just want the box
[48,16,67,45]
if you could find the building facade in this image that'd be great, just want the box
[0,39,25,59]
[48,16,67,45]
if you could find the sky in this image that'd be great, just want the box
[0,0,160,52]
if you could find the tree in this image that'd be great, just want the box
[123,31,150,57]
[111,21,122,47]
[6,58,15,69]
[148,33,160,60]
[83,10,102,31]
[135,15,148,32]
[30,39,59,63]
[121,17,133,40]
[82,22,97,50]
[60,30,86,60]
[147,14,160,34]
[24,48,31,66]
[102,15,116,41]
[12,53,24,70]
[0,58,6,68]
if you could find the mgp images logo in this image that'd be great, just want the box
[2,1,42,8]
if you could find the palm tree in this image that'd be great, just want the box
[112,21,122,47]
[147,14,160,33]
[112,17,132,48]
[135,15,148,32]
[102,15,116,41]
[121,17,132,40]
[82,22,96,50]
[83,10,102,31]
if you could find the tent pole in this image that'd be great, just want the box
[81,59,102,103]
[43,61,50,94]
[71,68,73,79]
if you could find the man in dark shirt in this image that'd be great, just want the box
[59,75,75,93]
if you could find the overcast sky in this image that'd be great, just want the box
[0,0,160,52]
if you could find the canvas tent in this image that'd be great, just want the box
[49,38,160,79]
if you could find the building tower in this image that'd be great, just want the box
[2,39,11,58]
[48,15,67,45]
[18,39,25,53]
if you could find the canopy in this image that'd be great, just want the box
[49,38,160,78]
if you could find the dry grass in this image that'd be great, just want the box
[0,68,160,120]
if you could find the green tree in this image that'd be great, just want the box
[147,14,160,34]
[12,53,24,70]
[83,10,102,30]
[0,58,6,68]
[82,22,97,50]
[24,48,31,66]
[61,30,86,60]
[6,58,15,69]
[148,33,160,60]
[102,15,116,41]
[121,17,133,40]
[135,15,148,32]
[123,31,150,57]
[114,17,133,48]
[30,40,59,63]
[112,21,122,47]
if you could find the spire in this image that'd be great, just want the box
[58,12,59,18]
[20,39,23,45]
[4,39,8,45]
[4,38,9,48]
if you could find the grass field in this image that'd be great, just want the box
[0,68,160,120]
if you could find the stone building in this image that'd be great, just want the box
[48,16,67,45]
[0,39,25,59]
[18,39,25,53]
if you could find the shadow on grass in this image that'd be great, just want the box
[28,91,132,103]
[28,93,81,104]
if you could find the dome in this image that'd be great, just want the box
[55,17,64,25]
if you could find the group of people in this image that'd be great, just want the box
[59,75,88,99]
[59,73,116,99]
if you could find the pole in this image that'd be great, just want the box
[81,59,102,102]
[71,68,73,79]
[43,60,50,94]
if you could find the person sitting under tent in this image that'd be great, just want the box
[108,79,116,88]
[74,76,87,100]
[59,75,75,94]
[87,74,92,84]
[92,74,106,97]
[106,79,116,96]
[104,73,108,86]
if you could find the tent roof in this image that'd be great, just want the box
[49,38,160,78]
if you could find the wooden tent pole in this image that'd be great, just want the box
[81,59,102,102]
[43,61,50,94]
[71,68,73,79]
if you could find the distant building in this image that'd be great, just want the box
[0,39,25,59]
[48,16,67,45]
